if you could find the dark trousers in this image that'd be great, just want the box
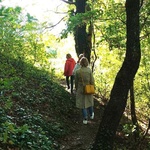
[66,75,74,93]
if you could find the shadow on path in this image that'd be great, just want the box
[58,96,105,150]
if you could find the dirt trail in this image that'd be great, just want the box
[59,97,104,150]
[58,79,105,149]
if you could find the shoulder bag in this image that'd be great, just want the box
[80,69,95,94]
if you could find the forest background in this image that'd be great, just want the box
[0,0,149,149]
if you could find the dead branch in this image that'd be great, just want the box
[135,118,150,149]
[61,0,75,5]
[141,118,150,140]
[43,16,66,31]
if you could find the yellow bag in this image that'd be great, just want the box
[84,84,95,94]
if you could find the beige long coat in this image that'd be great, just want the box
[75,67,95,109]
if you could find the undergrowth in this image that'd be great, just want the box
[0,53,76,150]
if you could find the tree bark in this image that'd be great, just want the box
[74,0,91,62]
[92,0,141,149]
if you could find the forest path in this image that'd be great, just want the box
[59,79,104,150]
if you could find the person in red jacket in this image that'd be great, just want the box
[64,53,76,93]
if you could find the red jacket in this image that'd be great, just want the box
[64,58,76,76]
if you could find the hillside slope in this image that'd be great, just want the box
[0,54,77,149]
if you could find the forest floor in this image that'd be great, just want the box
[58,94,104,150]
[58,80,105,150]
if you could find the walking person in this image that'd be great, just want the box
[75,57,95,124]
[64,53,76,93]
[72,53,84,76]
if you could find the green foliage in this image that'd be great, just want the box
[93,46,122,100]
[122,123,136,137]
[0,6,50,68]
[0,52,76,149]
[0,120,54,149]
[61,4,104,38]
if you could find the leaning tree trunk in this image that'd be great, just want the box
[74,0,91,62]
[92,0,141,149]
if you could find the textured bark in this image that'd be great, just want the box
[74,0,91,62]
[92,0,141,149]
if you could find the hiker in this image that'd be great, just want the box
[64,53,76,94]
[72,53,84,76]
[75,57,95,124]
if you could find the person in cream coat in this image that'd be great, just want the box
[75,57,95,124]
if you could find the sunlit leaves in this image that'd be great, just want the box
[0,5,52,69]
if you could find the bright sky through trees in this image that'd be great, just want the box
[0,0,76,65]
[1,0,66,34]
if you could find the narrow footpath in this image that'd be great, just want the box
[58,86,104,150]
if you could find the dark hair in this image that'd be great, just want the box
[80,57,89,67]
[66,53,71,58]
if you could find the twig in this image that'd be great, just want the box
[43,16,66,31]
[135,118,150,149]
[141,118,150,141]
[61,0,75,5]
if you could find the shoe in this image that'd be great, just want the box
[90,112,94,119]
[83,119,88,124]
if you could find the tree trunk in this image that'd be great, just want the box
[92,0,141,149]
[74,0,91,62]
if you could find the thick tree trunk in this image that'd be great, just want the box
[92,0,141,149]
[74,0,91,62]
